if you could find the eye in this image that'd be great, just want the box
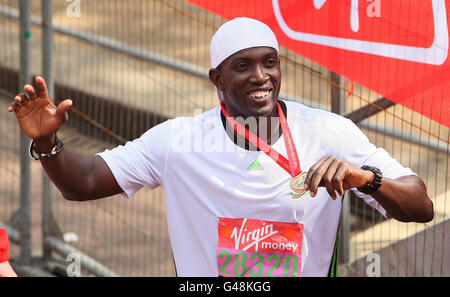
[264,58,277,67]
[234,63,249,72]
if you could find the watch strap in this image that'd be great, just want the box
[358,165,382,194]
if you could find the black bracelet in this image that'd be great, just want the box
[29,134,64,160]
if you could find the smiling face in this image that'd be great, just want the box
[209,46,281,118]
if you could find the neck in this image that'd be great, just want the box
[255,108,280,144]
[221,100,285,149]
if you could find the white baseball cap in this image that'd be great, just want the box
[210,17,279,68]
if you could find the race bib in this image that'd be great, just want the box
[217,217,303,277]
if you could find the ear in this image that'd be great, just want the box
[209,68,224,91]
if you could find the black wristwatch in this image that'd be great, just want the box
[357,165,382,194]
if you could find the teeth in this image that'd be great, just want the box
[249,90,270,98]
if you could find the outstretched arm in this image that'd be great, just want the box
[304,155,434,223]
[8,76,123,201]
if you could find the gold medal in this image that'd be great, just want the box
[290,171,308,199]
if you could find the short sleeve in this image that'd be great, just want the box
[335,118,417,217]
[97,120,172,198]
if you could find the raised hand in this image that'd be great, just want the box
[8,76,72,141]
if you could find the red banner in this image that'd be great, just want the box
[187,0,450,127]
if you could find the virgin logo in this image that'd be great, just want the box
[272,0,449,65]
[230,218,278,251]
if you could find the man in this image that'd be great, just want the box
[8,17,433,277]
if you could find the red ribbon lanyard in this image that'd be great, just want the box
[220,102,301,177]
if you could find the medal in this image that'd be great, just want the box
[221,102,306,199]
[290,171,308,199]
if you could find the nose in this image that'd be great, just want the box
[249,64,269,85]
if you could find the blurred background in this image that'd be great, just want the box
[0,0,448,276]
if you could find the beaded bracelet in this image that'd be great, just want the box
[29,134,64,160]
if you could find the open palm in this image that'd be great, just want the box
[8,76,72,140]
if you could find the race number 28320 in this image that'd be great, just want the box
[218,248,300,277]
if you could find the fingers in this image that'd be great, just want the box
[15,93,27,103]
[321,158,340,200]
[8,93,28,112]
[24,84,38,100]
[9,76,50,113]
[305,155,349,199]
[334,164,349,194]
[56,99,73,121]
[35,76,49,99]
[307,156,335,198]
[304,155,328,191]
[8,101,19,112]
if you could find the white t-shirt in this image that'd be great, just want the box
[97,100,416,277]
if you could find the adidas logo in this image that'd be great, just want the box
[247,160,264,171]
